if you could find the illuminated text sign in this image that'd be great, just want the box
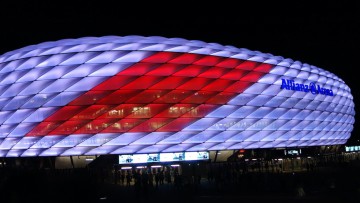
[280,79,334,96]
[119,151,209,164]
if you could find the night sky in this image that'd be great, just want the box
[1,2,359,144]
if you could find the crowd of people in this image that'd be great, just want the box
[0,152,360,202]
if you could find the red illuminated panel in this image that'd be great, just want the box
[99,104,145,119]
[146,64,186,76]
[102,119,146,133]
[27,121,63,136]
[224,81,253,93]
[194,55,221,66]
[69,91,113,105]
[172,65,208,77]
[236,61,257,70]
[154,90,194,103]
[119,63,160,75]
[181,104,218,118]
[241,71,265,82]
[125,90,170,104]
[97,90,141,105]
[121,76,164,89]
[201,79,236,91]
[198,67,232,78]
[126,104,171,118]
[157,118,198,132]
[92,75,137,90]
[74,118,119,134]
[129,118,173,132]
[176,77,214,90]
[70,105,116,120]
[206,92,238,104]
[254,63,273,73]
[169,53,202,64]
[181,91,218,104]
[220,69,249,80]
[148,76,190,90]
[216,58,243,68]
[46,106,87,121]
[141,52,180,63]
[49,120,89,135]
[154,104,197,118]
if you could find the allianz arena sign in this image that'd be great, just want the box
[280,79,334,96]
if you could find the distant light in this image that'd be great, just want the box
[99,197,107,200]
[217,152,221,155]
[252,159,257,161]
[151,165,162,168]
[85,158,94,161]
[171,164,180,167]
[307,156,312,159]
[136,166,146,169]
[296,157,301,159]
[278,158,283,161]
[121,166,132,170]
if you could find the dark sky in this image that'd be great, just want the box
[1,1,359,144]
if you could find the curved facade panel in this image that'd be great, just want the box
[0,36,354,157]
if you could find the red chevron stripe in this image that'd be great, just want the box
[26,52,273,136]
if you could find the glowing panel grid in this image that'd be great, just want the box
[0,36,355,157]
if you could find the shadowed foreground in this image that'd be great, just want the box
[1,156,360,203]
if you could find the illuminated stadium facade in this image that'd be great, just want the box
[0,36,355,158]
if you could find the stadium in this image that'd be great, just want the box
[0,36,355,163]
